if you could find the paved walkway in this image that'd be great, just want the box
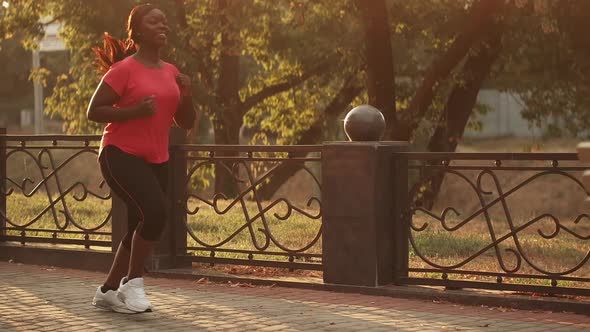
[0,262,588,331]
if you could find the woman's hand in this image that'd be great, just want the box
[87,82,156,123]
[176,73,192,96]
[132,95,157,117]
[174,73,196,129]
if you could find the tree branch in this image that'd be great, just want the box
[396,0,506,140]
[174,0,215,91]
[41,16,63,26]
[418,24,503,211]
[322,76,365,117]
[299,75,364,144]
[428,25,504,153]
[241,62,331,112]
[256,76,363,199]
[174,0,188,27]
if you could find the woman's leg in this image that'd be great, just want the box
[101,203,141,290]
[99,149,144,289]
[127,162,168,279]
[98,145,167,312]
[100,210,144,292]
[102,242,131,290]
[126,159,169,280]
[127,230,153,279]
[127,163,168,279]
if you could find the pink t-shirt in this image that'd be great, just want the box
[99,56,180,163]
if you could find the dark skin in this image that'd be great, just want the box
[87,8,196,130]
[89,8,196,291]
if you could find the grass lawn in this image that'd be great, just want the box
[4,193,588,287]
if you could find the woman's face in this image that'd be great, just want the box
[138,9,170,48]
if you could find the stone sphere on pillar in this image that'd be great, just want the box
[343,105,386,141]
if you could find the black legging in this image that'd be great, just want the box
[99,145,169,249]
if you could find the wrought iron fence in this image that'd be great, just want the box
[172,144,323,271]
[3,128,589,295]
[0,130,323,271]
[398,152,590,295]
[0,134,112,249]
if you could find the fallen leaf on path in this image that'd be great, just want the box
[229,282,255,288]
[196,277,209,284]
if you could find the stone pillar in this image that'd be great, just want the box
[322,141,408,286]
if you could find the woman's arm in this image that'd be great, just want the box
[175,96,196,130]
[87,81,155,123]
[174,73,196,130]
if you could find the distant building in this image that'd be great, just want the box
[39,18,66,52]
[464,89,560,138]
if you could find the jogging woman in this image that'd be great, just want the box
[87,3,195,313]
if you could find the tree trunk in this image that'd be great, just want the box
[173,0,218,146]
[395,0,505,141]
[255,78,364,200]
[417,25,504,210]
[561,1,590,76]
[354,0,397,135]
[214,0,242,197]
[213,115,242,198]
[255,0,397,200]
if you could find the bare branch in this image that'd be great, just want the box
[41,15,63,26]
[255,76,363,199]
[427,24,504,153]
[174,0,215,90]
[242,62,331,112]
[397,0,506,140]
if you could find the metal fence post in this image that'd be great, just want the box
[0,128,6,241]
[577,142,590,195]
[167,127,189,267]
[392,153,409,283]
[148,127,189,270]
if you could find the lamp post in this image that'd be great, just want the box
[32,18,66,134]
[32,49,43,134]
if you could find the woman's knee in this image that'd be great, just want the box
[138,206,167,240]
[122,233,133,249]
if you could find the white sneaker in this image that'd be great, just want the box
[117,277,152,312]
[92,286,136,314]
